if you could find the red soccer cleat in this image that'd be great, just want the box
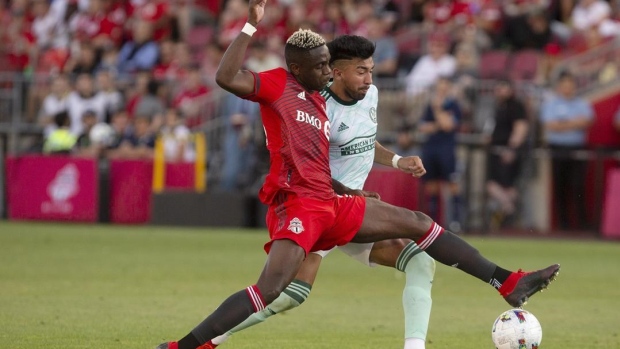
[155,343,178,349]
[197,342,217,349]
[499,264,561,307]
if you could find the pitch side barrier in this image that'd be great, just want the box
[454,134,620,235]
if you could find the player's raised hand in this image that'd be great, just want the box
[248,0,267,26]
[397,156,426,178]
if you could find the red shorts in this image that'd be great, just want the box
[264,194,366,255]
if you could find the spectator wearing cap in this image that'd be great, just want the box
[405,31,456,96]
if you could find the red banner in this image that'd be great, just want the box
[108,160,195,224]
[5,156,98,222]
[602,169,620,239]
[364,167,420,211]
[109,160,153,224]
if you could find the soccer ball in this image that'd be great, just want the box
[89,123,115,146]
[491,309,542,349]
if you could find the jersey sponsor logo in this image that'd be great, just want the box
[337,122,349,132]
[287,217,305,234]
[369,107,377,123]
[338,134,376,156]
[295,110,331,139]
[297,91,306,100]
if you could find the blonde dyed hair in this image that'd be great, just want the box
[286,29,326,50]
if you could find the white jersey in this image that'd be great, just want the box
[321,84,379,190]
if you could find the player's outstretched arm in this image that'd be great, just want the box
[215,0,267,96]
[374,141,426,177]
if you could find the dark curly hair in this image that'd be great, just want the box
[326,35,376,65]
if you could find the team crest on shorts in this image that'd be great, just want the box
[369,107,377,123]
[287,217,304,234]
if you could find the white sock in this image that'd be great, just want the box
[404,337,425,349]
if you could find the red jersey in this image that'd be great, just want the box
[243,68,335,205]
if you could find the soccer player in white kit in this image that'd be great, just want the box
[208,35,434,349]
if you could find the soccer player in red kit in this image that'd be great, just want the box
[156,1,560,349]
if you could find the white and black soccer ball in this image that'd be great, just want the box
[89,123,115,146]
[491,309,542,349]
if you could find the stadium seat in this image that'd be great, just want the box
[509,50,540,81]
[479,50,511,80]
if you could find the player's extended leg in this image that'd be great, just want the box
[353,198,560,308]
[208,253,323,347]
[162,239,306,349]
[369,240,435,349]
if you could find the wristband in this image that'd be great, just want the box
[391,154,402,169]
[241,22,257,36]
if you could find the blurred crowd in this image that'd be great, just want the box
[2,0,620,231]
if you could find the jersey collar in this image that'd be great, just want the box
[323,86,358,106]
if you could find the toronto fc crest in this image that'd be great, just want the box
[287,217,305,234]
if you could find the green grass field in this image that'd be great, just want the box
[1,221,619,349]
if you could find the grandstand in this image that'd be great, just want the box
[0,0,619,237]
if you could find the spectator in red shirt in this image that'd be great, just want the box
[423,0,471,31]
[68,0,121,49]
[173,66,210,128]
[128,0,170,42]
[153,39,177,81]
[1,0,35,72]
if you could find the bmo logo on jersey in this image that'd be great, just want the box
[296,110,331,139]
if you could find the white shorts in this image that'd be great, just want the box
[312,242,377,267]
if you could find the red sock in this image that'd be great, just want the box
[245,285,266,312]
[498,269,526,296]
[416,222,445,250]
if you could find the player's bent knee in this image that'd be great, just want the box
[411,210,434,225]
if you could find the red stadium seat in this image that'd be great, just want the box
[479,50,511,80]
[509,50,540,81]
